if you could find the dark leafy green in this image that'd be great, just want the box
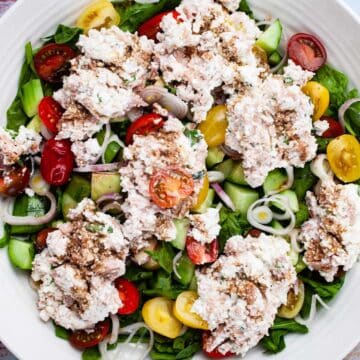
[261,317,308,354]
[295,202,309,227]
[124,265,154,282]
[238,0,254,19]
[82,347,101,360]
[114,0,181,33]
[184,129,203,146]
[313,64,359,115]
[343,101,360,137]
[6,97,29,131]
[54,323,70,340]
[316,137,331,153]
[147,242,175,273]
[218,207,251,250]
[43,24,83,46]
[292,163,317,200]
[0,224,10,248]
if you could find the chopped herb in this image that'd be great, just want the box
[284,77,294,85]
[192,170,206,180]
[85,224,104,233]
[184,129,202,146]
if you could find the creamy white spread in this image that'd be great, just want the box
[32,199,129,330]
[193,234,296,356]
[299,179,360,282]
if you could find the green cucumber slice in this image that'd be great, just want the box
[272,190,299,212]
[227,161,248,185]
[256,19,283,54]
[8,238,35,270]
[206,147,225,168]
[26,114,42,133]
[224,182,259,215]
[214,159,234,178]
[263,169,288,195]
[91,172,121,201]
[171,219,190,250]
[268,50,282,66]
[174,253,195,286]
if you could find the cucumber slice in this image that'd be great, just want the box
[268,50,282,66]
[263,169,288,195]
[27,115,42,133]
[171,219,190,250]
[272,190,299,212]
[11,194,48,235]
[91,172,121,201]
[227,161,248,185]
[104,141,122,164]
[21,79,44,117]
[214,159,234,178]
[62,193,78,218]
[8,238,35,270]
[224,182,259,215]
[192,189,215,214]
[295,256,307,273]
[174,253,195,286]
[206,147,225,168]
[256,19,282,54]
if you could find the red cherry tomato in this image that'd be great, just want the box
[35,227,56,252]
[116,279,140,315]
[125,113,164,145]
[288,33,327,71]
[34,43,76,83]
[320,117,345,138]
[246,229,262,238]
[40,139,74,186]
[138,10,180,40]
[186,237,219,265]
[69,319,110,349]
[149,167,195,209]
[38,97,64,133]
[0,166,30,197]
[202,332,235,359]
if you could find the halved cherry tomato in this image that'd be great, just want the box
[186,237,218,265]
[138,10,180,40]
[69,319,110,349]
[0,166,30,197]
[302,81,330,120]
[202,332,235,359]
[40,139,74,186]
[320,117,344,138]
[327,134,360,182]
[198,105,228,147]
[126,113,164,145]
[288,33,327,71]
[34,44,76,83]
[76,0,120,33]
[246,229,262,238]
[116,278,140,315]
[35,228,56,253]
[149,167,194,209]
[38,97,64,133]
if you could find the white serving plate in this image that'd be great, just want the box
[0,0,359,359]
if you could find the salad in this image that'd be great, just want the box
[1,0,360,359]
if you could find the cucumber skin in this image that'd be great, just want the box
[263,169,288,195]
[256,19,282,54]
[206,147,225,168]
[214,159,234,178]
[224,182,259,215]
[8,238,35,270]
[171,219,190,250]
[272,190,299,212]
[227,162,248,186]
[91,173,121,201]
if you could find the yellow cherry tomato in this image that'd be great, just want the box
[278,280,305,319]
[327,134,360,182]
[142,297,183,339]
[198,105,228,147]
[302,81,330,120]
[173,291,209,330]
[192,175,209,211]
[76,0,120,33]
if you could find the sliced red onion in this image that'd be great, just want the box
[0,191,57,225]
[109,314,120,345]
[207,171,225,183]
[310,154,333,181]
[219,145,242,160]
[290,229,304,253]
[101,202,122,214]
[211,183,235,211]
[96,193,122,206]
[270,52,288,74]
[127,108,144,122]
[141,86,188,119]
[73,162,122,173]
[40,123,54,140]
[173,251,183,279]
[338,98,360,132]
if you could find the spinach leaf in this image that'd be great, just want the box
[147,242,175,273]
[6,97,29,131]
[299,270,346,302]
[54,323,70,340]
[316,137,331,153]
[124,265,154,282]
[313,64,358,115]
[261,317,308,354]
[218,207,251,250]
[43,24,83,46]
[238,0,254,19]
[295,202,309,227]
[343,101,360,137]
[115,0,181,33]
[82,347,101,360]
[292,163,317,200]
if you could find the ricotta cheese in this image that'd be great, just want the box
[298,179,360,282]
[32,199,129,330]
[188,208,221,244]
[192,233,296,356]
[71,138,101,167]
